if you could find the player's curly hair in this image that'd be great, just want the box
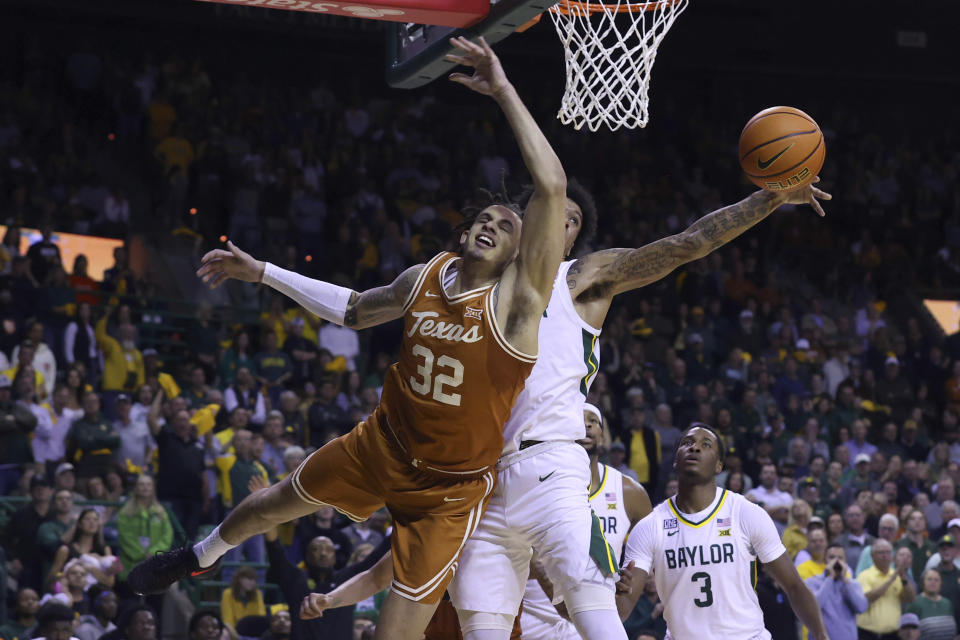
[514,177,597,258]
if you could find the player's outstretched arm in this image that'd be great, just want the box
[300,550,394,619]
[569,181,831,299]
[764,551,829,640]
[447,36,567,303]
[197,241,424,330]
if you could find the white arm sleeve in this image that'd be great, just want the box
[742,500,788,563]
[623,513,656,572]
[261,262,353,325]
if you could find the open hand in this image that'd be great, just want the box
[300,593,334,619]
[775,177,832,217]
[445,36,511,98]
[196,241,265,289]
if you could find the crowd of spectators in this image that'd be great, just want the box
[1,13,960,640]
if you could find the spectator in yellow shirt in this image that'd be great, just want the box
[857,538,916,638]
[220,565,265,628]
[95,308,144,417]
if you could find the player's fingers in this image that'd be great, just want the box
[444,54,473,67]
[454,36,484,56]
[448,36,478,55]
[448,74,476,88]
[226,240,246,258]
[477,36,496,57]
[811,186,832,200]
[810,196,826,217]
[200,249,229,264]
[208,273,229,289]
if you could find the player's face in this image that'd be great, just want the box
[563,198,583,257]
[578,411,603,455]
[674,427,722,479]
[461,205,522,267]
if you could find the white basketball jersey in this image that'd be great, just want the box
[521,465,631,631]
[502,261,601,454]
[624,487,786,640]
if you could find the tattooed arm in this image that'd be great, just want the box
[197,240,424,331]
[341,264,424,329]
[569,183,830,301]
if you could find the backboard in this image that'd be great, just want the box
[386,0,556,89]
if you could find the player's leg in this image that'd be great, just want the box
[450,466,535,640]
[527,443,627,640]
[375,591,443,640]
[385,470,499,639]
[128,422,383,595]
[557,513,626,640]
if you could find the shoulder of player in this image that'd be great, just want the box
[620,472,652,520]
[565,249,630,297]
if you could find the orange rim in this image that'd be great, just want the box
[549,0,681,15]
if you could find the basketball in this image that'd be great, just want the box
[738,106,825,192]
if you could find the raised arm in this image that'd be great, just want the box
[197,241,424,330]
[447,36,567,303]
[570,184,831,300]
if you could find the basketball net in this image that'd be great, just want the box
[548,0,688,131]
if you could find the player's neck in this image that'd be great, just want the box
[674,480,718,514]
[589,456,602,494]
[454,257,499,293]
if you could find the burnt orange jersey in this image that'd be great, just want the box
[380,252,536,474]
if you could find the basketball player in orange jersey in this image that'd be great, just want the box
[126,36,569,640]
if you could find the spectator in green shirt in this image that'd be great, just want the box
[37,489,77,557]
[897,509,938,582]
[116,475,173,580]
[906,568,956,640]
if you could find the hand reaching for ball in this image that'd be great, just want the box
[775,176,831,217]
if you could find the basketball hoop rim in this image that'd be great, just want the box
[549,0,682,15]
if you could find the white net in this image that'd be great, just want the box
[548,0,689,131]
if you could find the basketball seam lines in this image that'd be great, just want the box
[743,136,824,180]
[739,129,820,160]
[743,110,817,127]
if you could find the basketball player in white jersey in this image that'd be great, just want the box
[448,173,830,639]
[520,403,651,640]
[619,424,828,640]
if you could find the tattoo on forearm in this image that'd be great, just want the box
[601,191,779,291]
[343,265,423,329]
[343,292,361,327]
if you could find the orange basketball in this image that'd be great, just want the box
[738,106,825,192]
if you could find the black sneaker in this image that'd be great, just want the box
[127,547,221,595]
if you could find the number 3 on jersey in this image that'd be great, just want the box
[691,571,713,608]
[409,344,464,406]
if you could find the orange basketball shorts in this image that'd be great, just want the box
[290,408,495,604]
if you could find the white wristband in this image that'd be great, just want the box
[261,262,353,325]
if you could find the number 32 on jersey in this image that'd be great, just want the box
[409,344,464,406]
